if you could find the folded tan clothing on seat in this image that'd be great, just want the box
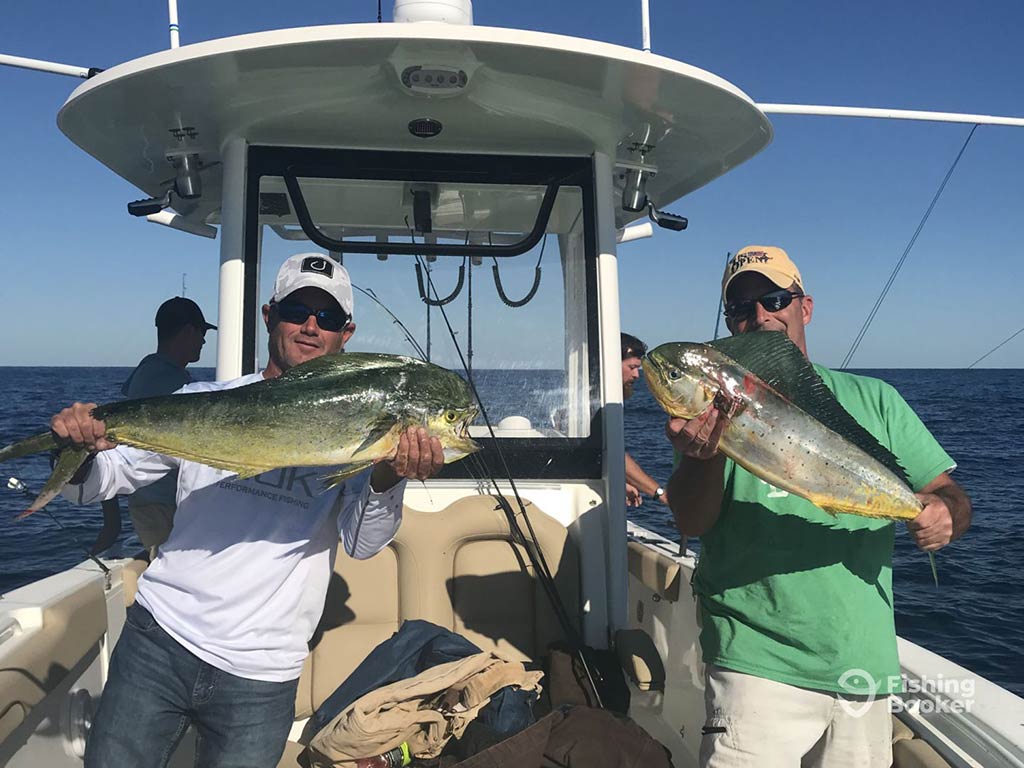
[308,650,543,767]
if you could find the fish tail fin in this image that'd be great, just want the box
[320,462,373,490]
[928,552,939,588]
[15,446,90,520]
[0,431,58,464]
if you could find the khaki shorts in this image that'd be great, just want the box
[127,500,175,552]
[700,664,892,768]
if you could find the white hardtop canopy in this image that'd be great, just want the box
[57,23,772,230]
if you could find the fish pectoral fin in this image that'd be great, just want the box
[353,418,397,457]
[16,446,90,520]
[320,462,374,490]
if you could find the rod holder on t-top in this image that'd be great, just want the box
[647,200,688,231]
[127,153,203,217]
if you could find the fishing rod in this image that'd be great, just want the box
[403,222,604,706]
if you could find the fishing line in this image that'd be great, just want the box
[404,221,595,689]
[5,477,111,578]
[713,251,731,340]
[351,283,427,360]
[967,324,1024,368]
[841,124,978,369]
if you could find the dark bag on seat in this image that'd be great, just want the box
[545,643,631,715]
[444,705,673,768]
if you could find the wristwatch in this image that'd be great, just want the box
[653,486,665,500]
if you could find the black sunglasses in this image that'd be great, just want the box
[724,289,803,320]
[272,300,349,332]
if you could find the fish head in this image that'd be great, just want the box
[644,342,717,418]
[409,364,481,461]
[425,403,481,462]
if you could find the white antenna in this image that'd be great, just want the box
[182,273,187,297]
[640,0,652,53]
[168,0,180,49]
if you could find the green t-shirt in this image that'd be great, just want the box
[690,366,954,694]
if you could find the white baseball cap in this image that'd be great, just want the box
[272,253,354,317]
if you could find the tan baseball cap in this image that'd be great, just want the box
[722,245,804,301]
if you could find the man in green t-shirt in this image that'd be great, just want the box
[665,245,972,767]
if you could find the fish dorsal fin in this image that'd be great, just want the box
[707,332,910,486]
[273,352,420,385]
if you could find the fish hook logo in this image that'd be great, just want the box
[837,668,879,719]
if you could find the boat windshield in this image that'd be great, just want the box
[246,147,602,480]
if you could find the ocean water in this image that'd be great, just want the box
[0,366,1021,697]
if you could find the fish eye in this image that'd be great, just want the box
[445,411,457,422]
[667,369,681,380]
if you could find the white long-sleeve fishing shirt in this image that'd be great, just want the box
[63,373,405,682]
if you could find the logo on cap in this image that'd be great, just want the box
[729,250,774,274]
[300,257,333,278]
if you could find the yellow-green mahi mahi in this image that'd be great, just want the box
[1,353,480,518]
[644,332,923,521]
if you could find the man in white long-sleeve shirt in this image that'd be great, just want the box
[51,253,445,768]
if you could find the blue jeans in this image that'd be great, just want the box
[85,603,299,768]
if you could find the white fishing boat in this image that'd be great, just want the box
[1,2,1022,766]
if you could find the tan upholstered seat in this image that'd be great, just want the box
[296,495,580,719]
[891,715,955,767]
[626,541,680,602]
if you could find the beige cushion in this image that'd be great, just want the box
[298,496,580,717]
[627,541,680,601]
[303,547,402,719]
[892,715,914,743]
[892,737,953,768]
[615,628,665,691]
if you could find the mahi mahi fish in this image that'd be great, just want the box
[644,332,924,522]
[0,353,480,518]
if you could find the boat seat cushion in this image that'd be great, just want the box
[892,736,953,768]
[297,496,580,720]
[626,541,680,602]
[615,628,665,691]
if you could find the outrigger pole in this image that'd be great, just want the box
[0,53,99,79]
[758,103,1024,128]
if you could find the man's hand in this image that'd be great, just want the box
[371,427,445,492]
[626,483,642,508]
[51,403,115,452]
[666,404,727,461]
[907,493,955,552]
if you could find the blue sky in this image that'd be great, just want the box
[1,1,1022,368]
